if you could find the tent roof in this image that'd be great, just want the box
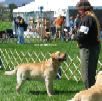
[13,0,68,13]
[13,0,102,13]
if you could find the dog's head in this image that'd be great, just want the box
[95,71,102,85]
[51,51,66,62]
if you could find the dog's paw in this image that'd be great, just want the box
[48,95,52,97]
[47,92,53,96]
[48,94,53,97]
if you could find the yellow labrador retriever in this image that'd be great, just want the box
[67,71,102,101]
[5,51,66,96]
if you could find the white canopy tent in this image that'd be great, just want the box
[13,1,52,13]
[13,2,36,13]
[13,0,102,12]
[13,0,102,27]
[13,0,102,13]
[13,0,68,13]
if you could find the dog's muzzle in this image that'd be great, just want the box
[58,53,67,61]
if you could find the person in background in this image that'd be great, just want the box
[13,17,18,35]
[53,15,65,41]
[75,0,101,89]
[70,14,81,40]
[28,17,35,32]
[43,18,51,41]
[50,18,56,39]
[69,16,74,32]
[68,16,75,40]
[74,14,81,30]
[16,16,26,44]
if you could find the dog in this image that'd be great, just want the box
[5,51,66,96]
[67,71,102,101]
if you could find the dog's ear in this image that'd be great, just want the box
[55,51,60,54]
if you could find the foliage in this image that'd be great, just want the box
[9,4,17,20]
[0,3,11,21]
[0,21,12,31]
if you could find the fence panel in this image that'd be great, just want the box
[0,49,102,82]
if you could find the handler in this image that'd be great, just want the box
[75,0,101,89]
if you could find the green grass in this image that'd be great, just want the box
[0,41,102,101]
[0,71,84,101]
[0,40,79,55]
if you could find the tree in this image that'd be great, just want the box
[8,4,17,20]
[0,3,5,21]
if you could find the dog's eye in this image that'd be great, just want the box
[58,53,60,56]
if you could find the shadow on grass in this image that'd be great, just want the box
[29,90,79,95]
[29,91,47,95]
[54,90,79,95]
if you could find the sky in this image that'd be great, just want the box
[0,0,33,6]
[0,0,4,2]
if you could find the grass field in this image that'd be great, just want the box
[0,70,84,101]
[0,40,102,101]
[0,40,79,55]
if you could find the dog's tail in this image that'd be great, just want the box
[4,68,17,76]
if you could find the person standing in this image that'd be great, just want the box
[16,16,25,44]
[28,17,35,32]
[75,0,101,89]
[69,16,74,31]
[13,17,18,35]
[74,14,81,30]
[53,15,65,41]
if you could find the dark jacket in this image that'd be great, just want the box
[16,17,28,31]
[75,15,100,48]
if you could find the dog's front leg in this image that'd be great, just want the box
[16,71,25,94]
[45,77,53,96]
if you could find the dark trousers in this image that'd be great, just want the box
[80,43,101,89]
[56,67,62,80]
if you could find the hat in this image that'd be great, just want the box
[76,0,93,10]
